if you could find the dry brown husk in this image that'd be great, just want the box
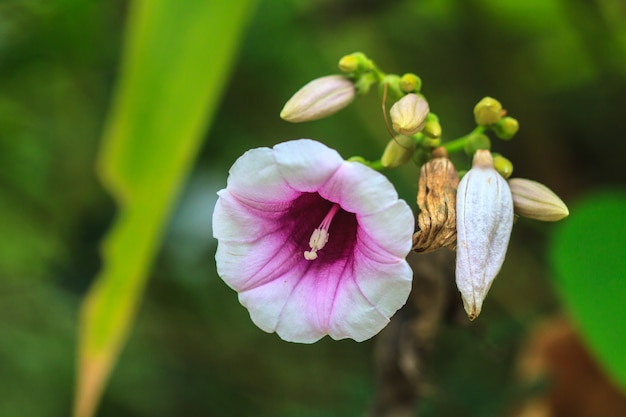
[412,148,459,253]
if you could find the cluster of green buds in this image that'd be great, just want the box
[279,52,569,319]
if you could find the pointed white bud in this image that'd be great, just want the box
[280,75,355,122]
[508,178,569,221]
[455,150,514,320]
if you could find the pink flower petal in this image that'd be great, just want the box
[272,265,346,343]
[212,191,289,243]
[237,267,305,337]
[358,200,414,259]
[349,252,413,319]
[215,235,300,293]
[273,139,343,192]
[226,147,299,203]
[318,161,399,215]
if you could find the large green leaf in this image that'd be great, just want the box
[550,189,626,391]
[74,1,257,417]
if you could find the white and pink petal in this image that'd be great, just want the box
[357,199,414,259]
[212,191,290,243]
[226,147,299,203]
[318,161,399,215]
[274,139,343,192]
[214,235,300,293]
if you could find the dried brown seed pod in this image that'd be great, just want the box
[412,147,459,253]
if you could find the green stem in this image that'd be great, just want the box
[442,126,485,154]
[368,159,385,171]
[347,156,385,171]
[442,136,468,153]
[369,63,386,83]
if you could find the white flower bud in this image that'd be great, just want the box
[389,93,429,136]
[456,150,514,320]
[280,75,355,122]
[508,178,569,221]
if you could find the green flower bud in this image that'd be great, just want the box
[338,55,359,73]
[474,97,503,126]
[464,133,491,155]
[508,178,569,221]
[494,117,519,140]
[389,93,429,136]
[492,154,513,179]
[381,135,416,168]
[399,73,422,93]
[423,120,442,139]
[338,52,373,72]
[422,137,441,147]
[280,75,355,123]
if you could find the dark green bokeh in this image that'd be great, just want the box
[1,0,625,415]
[551,190,626,391]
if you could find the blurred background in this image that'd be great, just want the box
[1,0,625,416]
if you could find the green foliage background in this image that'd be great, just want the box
[0,0,625,416]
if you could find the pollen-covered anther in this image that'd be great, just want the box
[304,229,328,260]
[304,204,340,260]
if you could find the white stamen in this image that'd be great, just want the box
[304,204,340,261]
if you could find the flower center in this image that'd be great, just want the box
[304,203,340,261]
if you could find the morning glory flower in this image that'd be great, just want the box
[212,139,414,343]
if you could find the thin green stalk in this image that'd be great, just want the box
[442,126,485,154]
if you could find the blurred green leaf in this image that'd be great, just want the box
[74,1,256,417]
[550,189,626,391]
